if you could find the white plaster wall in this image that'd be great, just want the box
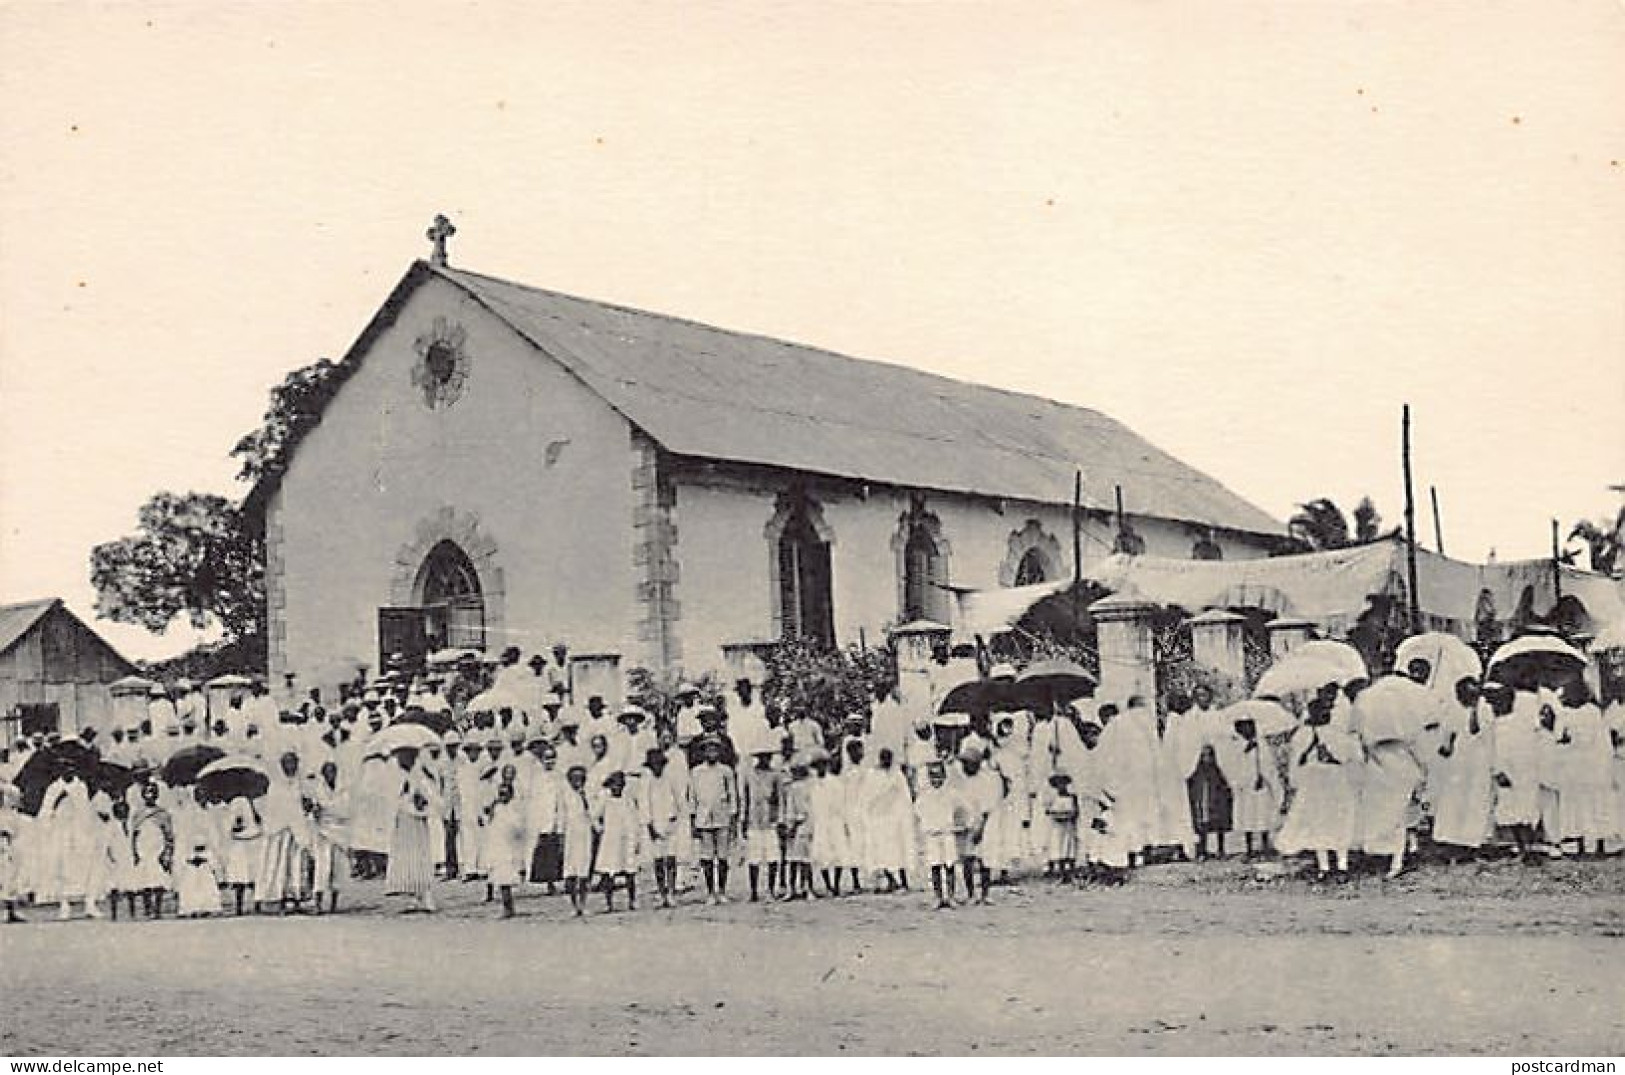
[670,472,1279,674]
[270,275,638,697]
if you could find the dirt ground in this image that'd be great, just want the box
[3,856,1622,1056]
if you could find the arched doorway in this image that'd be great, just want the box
[415,540,486,653]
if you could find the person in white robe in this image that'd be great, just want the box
[1276,689,1363,878]
[673,684,705,747]
[1427,677,1496,856]
[256,751,312,910]
[41,772,102,919]
[1487,683,1540,856]
[306,760,349,912]
[1352,678,1427,879]
[728,679,774,760]
[639,748,685,907]
[1214,712,1284,859]
[861,747,915,891]
[1606,693,1625,855]
[0,784,25,922]
[523,743,565,889]
[1551,680,1615,855]
[865,681,912,767]
[982,717,1036,877]
[127,782,174,917]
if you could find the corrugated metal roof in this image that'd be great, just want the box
[0,598,60,658]
[438,265,1284,536]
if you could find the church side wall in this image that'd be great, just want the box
[669,466,1279,677]
[268,276,639,698]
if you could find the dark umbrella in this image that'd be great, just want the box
[194,756,272,805]
[396,708,455,735]
[161,744,227,788]
[936,678,1011,718]
[1488,634,1588,691]
[1012,658,1097,710]
[94,759,138,802]
[14,741,104,816]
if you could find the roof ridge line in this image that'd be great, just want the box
[434,263,1118,422]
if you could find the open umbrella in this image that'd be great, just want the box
[161,744,226,788]
[936,678,1011,718]
[368,722,442,757]
[1223,698,1297,737]
[427,647,480,667]
[1254,641,1367,698]
[395,708,456,735]
[13,740,109,816]
[194,756,272,805]
[1394,632,1482,692]
[1488,633,1587,689]
[1352,675,1433,744]
[1012,658,1096,709]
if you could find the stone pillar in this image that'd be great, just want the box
[1267,617,1318,662]
[720,640,773,686]
[570,652,623,710]
[1187,608,1248,684]
[1090,591,1157,703]
[889,620,950,710]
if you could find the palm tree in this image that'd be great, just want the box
[1352,497,1383,543]
[1568,506,1624,577]
[1288,498,1351,551]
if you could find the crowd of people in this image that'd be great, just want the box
[1,636,1622,924]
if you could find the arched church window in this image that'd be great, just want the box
[778,504,834,648]
[902,525,943,621]
[1014,546,1049,586]
[416,540,485,651]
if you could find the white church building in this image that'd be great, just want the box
[250,238,1288,695]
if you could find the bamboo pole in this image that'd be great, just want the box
[1402,404,1421,633]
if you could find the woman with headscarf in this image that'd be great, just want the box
[1353,678,1427,879]
[862,747,916,893]
[1427,677,1496,858]
[128,781,175,918]
[1551,679,1615,857]
[42,771,102,919]
[1276,684,1363,880]
[256,750,313,912]
[385,746,439,912]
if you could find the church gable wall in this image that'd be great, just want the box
[268,275,639,694]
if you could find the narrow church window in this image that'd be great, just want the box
[778,508,834,648]
[1014,546,1049,586]
[903,525,943,621]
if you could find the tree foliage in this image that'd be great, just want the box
[229,357,349,484]
[1288,498,1351,551]
[90,491,265,648]
[760,637,896,737]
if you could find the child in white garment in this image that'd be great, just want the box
[176,841,222,917]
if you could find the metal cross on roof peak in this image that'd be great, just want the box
[426,214,456,267]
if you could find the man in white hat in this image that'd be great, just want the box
[608,706,658,786]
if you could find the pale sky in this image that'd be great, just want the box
[2,1,1622,661]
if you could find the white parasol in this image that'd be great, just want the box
[1394,632,1483,692]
